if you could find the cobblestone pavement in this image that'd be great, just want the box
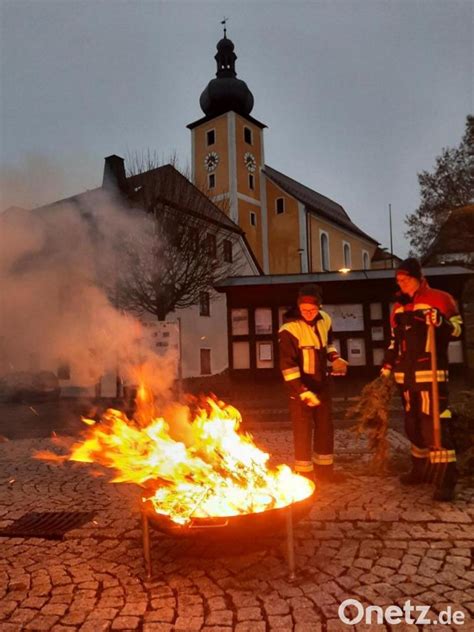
[1,428,473,632]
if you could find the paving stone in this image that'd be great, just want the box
[40,603,69,616]
[371,565,395,579]
[144,608,175,623]
[178,604,204,618]
[327,619,355,631]
[61,611,89,625]
[263,596,290,616]
[97,598,125,608]
[174,616,204,631]
[236,606,262,621]
[110,615,141,629]
[268,614,293,629]
[9,608,38,624]
[207,596,228,610]
[78,622,112,632]
[205,610,233,626]
[289,596,314,610]
[142,624,173,632]
[353,558,373,570]
[235,623,266,632]
[0,600,20,617]
[86,608,119,620]
[24,615,61,630]
[292,607,321,623]
[120,601,147,616]
[294,624,322,632]
[150,597,175,609]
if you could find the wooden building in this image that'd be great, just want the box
[216,266,472,380]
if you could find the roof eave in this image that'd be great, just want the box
[187,111,267,130]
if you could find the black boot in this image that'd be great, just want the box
[315,464,346,484]
[399,457,429,486]
[433,462,457,502]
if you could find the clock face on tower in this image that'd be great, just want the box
[204,151,219,172]
[244,152,257,172]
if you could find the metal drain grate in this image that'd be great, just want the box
[0,511,95,540]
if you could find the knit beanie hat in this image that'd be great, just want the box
[396,257,422,280]
[297,284,322,306]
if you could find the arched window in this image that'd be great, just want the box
[343,242,351,268]
[362,250,370,270]
[320,232,329,271]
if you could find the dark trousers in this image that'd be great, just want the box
[289,384,333,473]
[401,385,457,488]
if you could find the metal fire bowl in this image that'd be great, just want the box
[141,488,316,540]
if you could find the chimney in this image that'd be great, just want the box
[102,155,128,194]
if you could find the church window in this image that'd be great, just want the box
[208,173,215,189]
[223,239,233,263]
[200,349,211,375]
[199,292,210,316]
[320,232,330,271]
[244,126,253,145]
[250,211,257,226]
[248,173,254,190]
[206,129,215,146]
[276,197,285,214]
[343,241,351,268]
[362,250,370,270]
[188,227,199,252]
[205,233,217,258]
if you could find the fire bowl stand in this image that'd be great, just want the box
[141,505,297,582]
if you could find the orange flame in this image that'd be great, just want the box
[36,389,314,525]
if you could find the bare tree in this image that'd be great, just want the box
[405,115,474,257]
[113,153,246,321]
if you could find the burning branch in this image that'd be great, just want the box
[34,390,314,525]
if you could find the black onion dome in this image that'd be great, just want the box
[199,35,254,117]
[216,37,234,53]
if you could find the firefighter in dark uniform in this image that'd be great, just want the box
[279,284,348,483]
[382,258,463,501]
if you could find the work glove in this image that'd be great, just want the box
[380,366,392,378]
[424,308,442,327]
[331,357,349,376]
[299,391,320,407]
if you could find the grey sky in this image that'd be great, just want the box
[1,0,472,257]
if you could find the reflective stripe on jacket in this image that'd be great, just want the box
[279,310,338,395]
[383,280,462,389]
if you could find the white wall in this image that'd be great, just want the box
[170,235,259,378]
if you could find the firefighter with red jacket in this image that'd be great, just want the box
[279,284,348,483]
[382,258,463,501]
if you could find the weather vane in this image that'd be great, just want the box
[221,17,228,37]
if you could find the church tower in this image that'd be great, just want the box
[187,29,269,272]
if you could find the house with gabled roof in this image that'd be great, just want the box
[0,157,261,393]
[422,203,474,267]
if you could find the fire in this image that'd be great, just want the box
[37,389,314,525]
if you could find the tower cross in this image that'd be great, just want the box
[221,17,228,37]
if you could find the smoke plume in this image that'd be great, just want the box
[0,187,176,394]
